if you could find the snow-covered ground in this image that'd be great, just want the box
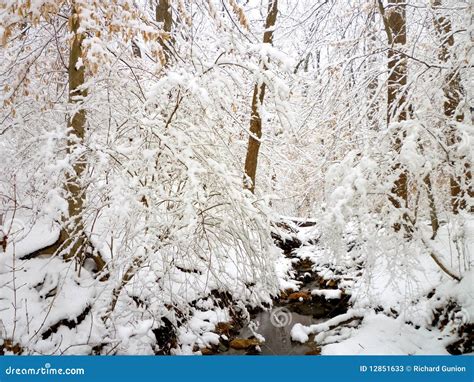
[289,217,473,355]
[1,211,472,355]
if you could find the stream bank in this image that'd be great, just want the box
[198,228,352,355]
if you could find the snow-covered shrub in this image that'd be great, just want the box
[0,1,286,354]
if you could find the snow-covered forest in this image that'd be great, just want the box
[0,0,472,355]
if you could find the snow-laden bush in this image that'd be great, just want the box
[318,118,472,314]
[0,2,286,354]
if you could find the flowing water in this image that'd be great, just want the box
[219,230,348,355]
[223,308,323,355]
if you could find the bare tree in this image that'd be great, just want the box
[366,9,380,131]
[432,0,471,214]
[156,0,173,64]
[61,3,88,266]
[378,0,409,231]
[243,0,278,193]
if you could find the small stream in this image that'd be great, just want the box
[213,229,350,356]
[217,259,350,355]
[223,308,323,355]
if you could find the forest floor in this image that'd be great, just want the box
[0,215,472,355]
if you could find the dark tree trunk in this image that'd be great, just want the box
[378,0,409,231]
[156,0,173,64]
[432,0,471,214]
[243,0,278,193]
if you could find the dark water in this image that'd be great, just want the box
[224,308,322,355]
[219,253,347,355]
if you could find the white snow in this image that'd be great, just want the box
[311,289,342,299]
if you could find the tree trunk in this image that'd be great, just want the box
[366,11,379,131]
[378,0,409,231]
[156,0,173,64]
[243,0,278,193]
[424,174,439,239]
[432,0,471,214]
[63,4,88,266]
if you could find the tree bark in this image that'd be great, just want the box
[156,0,173,64]
[378,0,409,231]
[243,0,278,193]
[63,4,88,267]
[366,11,379,130]
[431,0,471,214]
[18,11,106,273]
[424,174,440,239]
